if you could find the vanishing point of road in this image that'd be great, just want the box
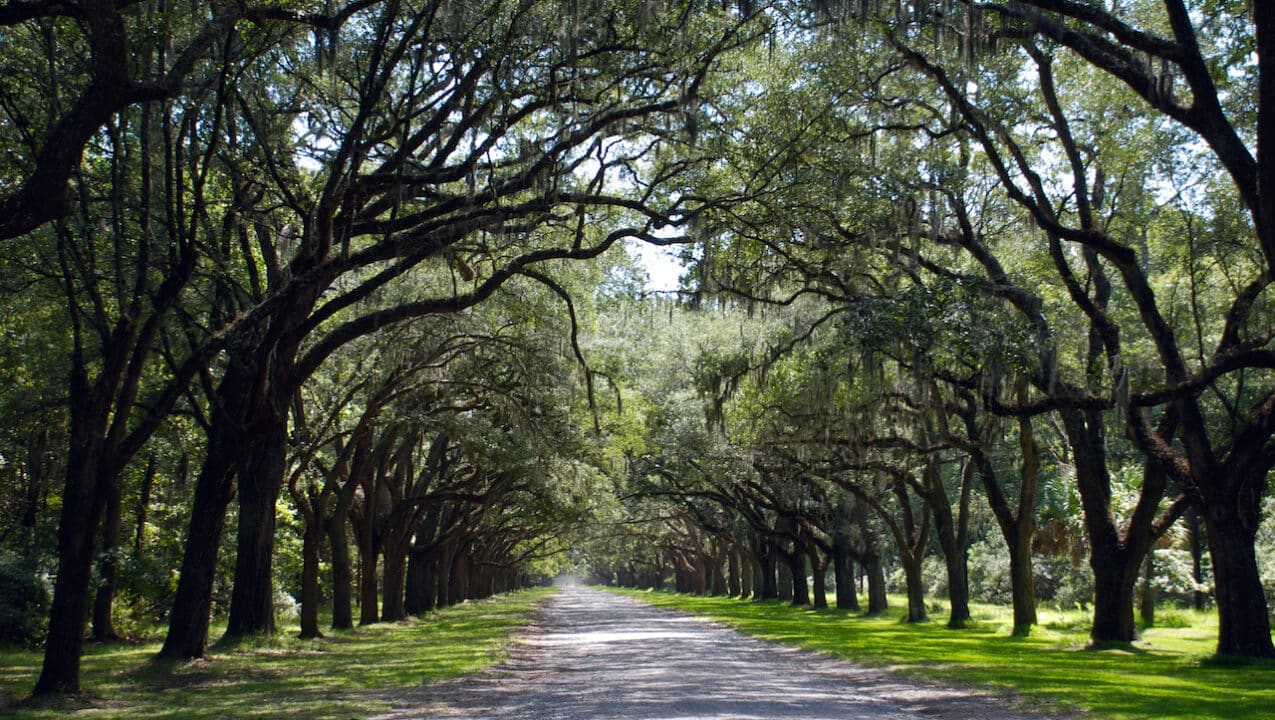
[376,584,1063,720]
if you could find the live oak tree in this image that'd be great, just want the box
[159,0,758,660]
[868,0,1273,656]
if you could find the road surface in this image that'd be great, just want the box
[375,585,1061,719]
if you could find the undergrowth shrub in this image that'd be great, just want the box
[0,549,50,646]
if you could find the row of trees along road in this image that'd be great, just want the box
[586,0,1275,661]
[3,0,1275,704]
[0,0,761,697]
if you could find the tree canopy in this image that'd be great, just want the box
[1,0,1274,703]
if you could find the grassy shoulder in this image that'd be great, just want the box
[612,588,1275,719]
[0,586,556,719]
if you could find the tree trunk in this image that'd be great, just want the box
[382,541,408,621]
[405,548,436,615]
[709,545,728,596]
[727,545,742,597]
[132,451,157,554]
[1007,534,1037,635]
[777,549,793,601]
[450,549,470,602]
[33,436,104,695]
[357,518,380,625]
[436,544,454,608]
[901,553,927,623]
[91,468,124,642]
[939,534,970,629]
[865,550,888,615]
[832,547,859,611]
[225,422,287,638]
[757,545,777,600]
[925,461,971,629]
[158,446,236,659]
[809,548,828,609]
[298,521,323,639]
[1206,500,1275,657]
[1139,550,1155,628]
[968,410,1039,635]
[326,512,354,630]
[160,365,252,660]
[1064,409,1141,645]
[787,550,809,606]
[1090,541,1139,643]
[1189,508,1206,610]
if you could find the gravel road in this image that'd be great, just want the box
[374,584,1065,720]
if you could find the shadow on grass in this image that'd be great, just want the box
[0,587,556,720]
[613,588,1275,720]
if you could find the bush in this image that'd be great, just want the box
[1035,554,1094,610]
[1152,607,1194,629]
[967,540,1012,604]
[0,549,51,646]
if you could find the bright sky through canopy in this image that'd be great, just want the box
[628,239,684,292]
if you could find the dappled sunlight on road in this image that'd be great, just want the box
[531,629,701,645]
[375,587,1054,720]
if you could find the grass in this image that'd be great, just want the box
[0,586,556,719]
[613,588,1275,719]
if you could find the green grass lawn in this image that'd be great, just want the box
[614,588,1275,719]
[0,587,555,719]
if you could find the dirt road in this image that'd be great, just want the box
[375,585,1061,719]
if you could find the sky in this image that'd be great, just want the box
[627,239,685,293]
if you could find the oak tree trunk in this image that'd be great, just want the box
[1206,499,1275,657]
[326,512,354,630]
[225,422,288,638]
[33,436,104,695]
[865,550,888,615]
[832,547,859,611]
[91,471,124,642]
[809,548,828,610]
[298,521,323,639]
[381,541,408,621]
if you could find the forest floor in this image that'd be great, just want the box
[384,584,1062,720]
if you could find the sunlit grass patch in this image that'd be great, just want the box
[614,588,1275,720]
[0,586,555,719]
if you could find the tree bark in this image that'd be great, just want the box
[709,543,728,596]
[298,520,323,639]
[132,452,157,554]
[727,544,742,597]
[901,551,927,623]
[809,547,828,610]
[1189,508,1206,610]
[757,542,777,600]
[405,548,437,615]
[91,468,124,642]
[777,546,793,601]
[381,541,409,621]
[225,422,288,638]
[33,435,105,694]
[357,515,380,625]
[865,548,888,615]
[326,512,354,630]
[158,454,235,660]
[436,543,454,608]
[1139,550,1155,628]
[1206,495,1275,657]
[832,546,859,611]
[786,549,809,606]
[921,461,970,629]
[1090,540,1139,642]
[1007,533,1038,635]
